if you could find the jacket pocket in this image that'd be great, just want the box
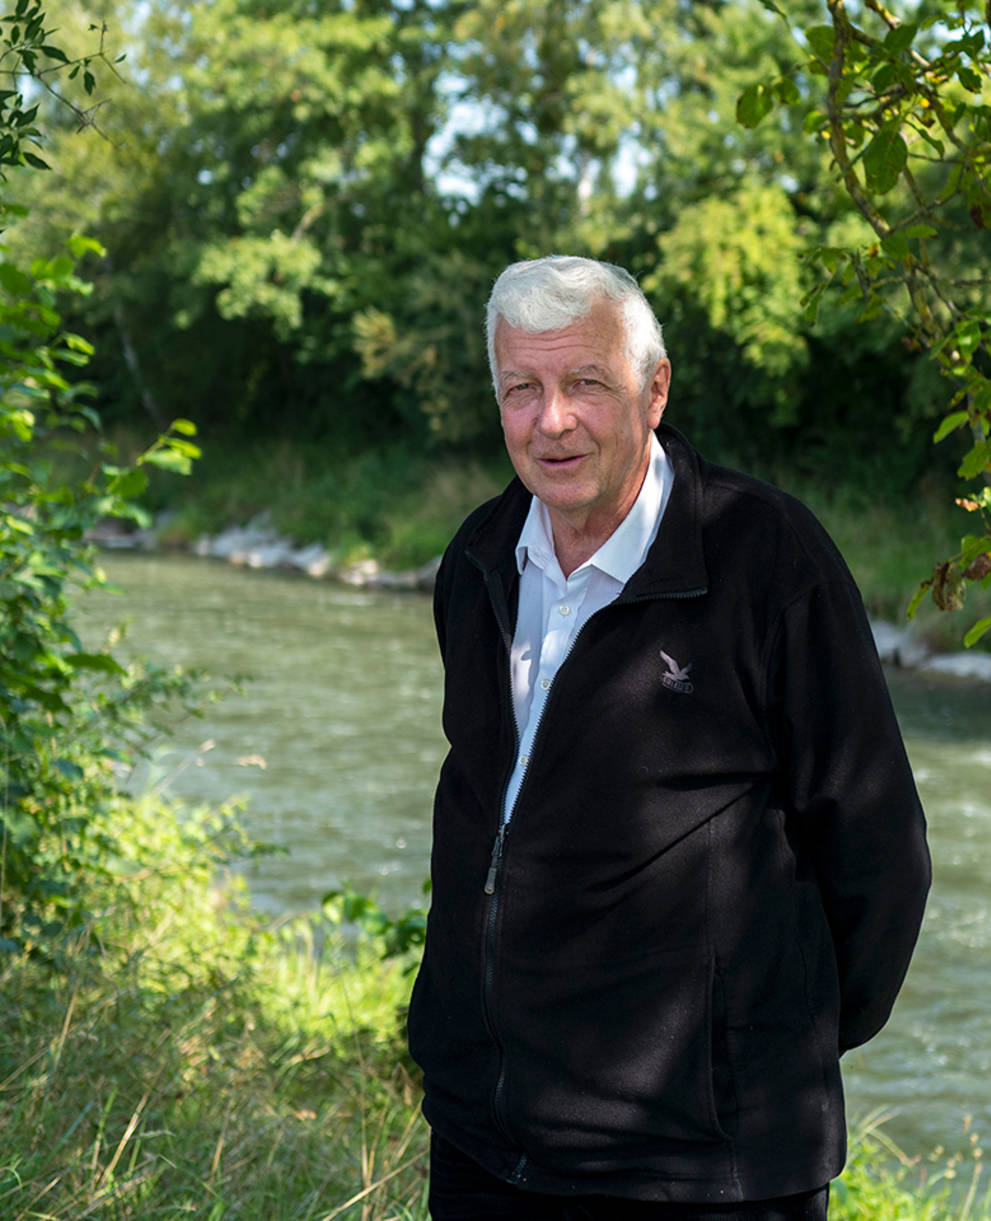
[499,944,730,1155]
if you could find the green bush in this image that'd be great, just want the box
[0,228,206,952]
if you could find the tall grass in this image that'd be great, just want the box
[0,794,429,1220]
[2,792,986,1220]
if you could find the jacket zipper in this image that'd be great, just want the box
[478,571,522,1141]
[481,584,707,897]
[476,564,706,1147]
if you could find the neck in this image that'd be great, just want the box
[547,496,636,577]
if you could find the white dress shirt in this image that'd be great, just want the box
[502,433,674,822]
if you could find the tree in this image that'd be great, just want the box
[740,0,991,643]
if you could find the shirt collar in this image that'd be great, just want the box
[515,432,673,583]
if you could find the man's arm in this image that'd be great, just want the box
[767,577,931,1052]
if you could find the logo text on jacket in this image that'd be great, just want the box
[660,649,694,694]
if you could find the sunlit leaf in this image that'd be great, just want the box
[933,410,970,443]
[964,616,991,647]
[863,126,907,194]
[906,579,932,620]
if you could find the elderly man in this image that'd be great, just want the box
[407,256,930,1220]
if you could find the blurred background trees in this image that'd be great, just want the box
[4,0,988,575]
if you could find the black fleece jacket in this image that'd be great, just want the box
[407,424,930,1204]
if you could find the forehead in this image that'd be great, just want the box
[494,300,628,377]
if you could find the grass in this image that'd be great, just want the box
[1,792,988,1219]
[141,434,513,572]
[833,1111,988,1221]
[0,794,430,1220]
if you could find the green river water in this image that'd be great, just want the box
[80,553,991,1167]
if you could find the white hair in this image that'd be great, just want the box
[485,255,667,391]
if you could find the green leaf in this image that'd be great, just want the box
[803,109,825,134]
[64,332,95,355]
[52,758,85,781]
[805,26,836,63]
[957,66,982,93]
[65,653,127,676]
[958,440,991,480]
[67,234,105,259]
[964,616,991,647]
[139,448,194,475]
[953,318,981,362]
[736,82,774,129]
[933,410,970,443]
[883,22,918,55]
[0,262,31,294]
[900,223,938,240]
[863,126,908,194]
[773,77,801,106]
[106,467,148,499]
[756,0,786,15]
[880,232,910,259]
[906,580,932,621]
[170,418,198,436]
[872,63,897,92]
[22,151,49,171]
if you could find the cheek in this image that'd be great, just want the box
[500,412,530,451]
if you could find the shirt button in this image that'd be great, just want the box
[558,604,571,616]
[540,678,551,690]
[520,753,530,766]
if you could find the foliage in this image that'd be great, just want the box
[832,1110,988,1221]
[324,881,430,964]
[0,0,932,481]
[0,235,204,950]
[0,0,124,175]
[0,795,430,1221]
[741,0,991,643]
[645,181,811,425]
[0,3,207,952]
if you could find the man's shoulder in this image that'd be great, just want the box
[679,438,855,586]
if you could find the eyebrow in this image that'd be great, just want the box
[498,363,612,384]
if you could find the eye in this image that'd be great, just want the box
[502,380,536,401]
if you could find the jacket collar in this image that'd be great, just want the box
[465,423,709,603]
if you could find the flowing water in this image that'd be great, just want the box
[79,553,991,1165]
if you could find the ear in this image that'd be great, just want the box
[646,359,672,428]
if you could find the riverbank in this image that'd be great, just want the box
[90,507,991,683]
[1,793,986,1221]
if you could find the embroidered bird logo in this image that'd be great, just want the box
[660,650,692,684]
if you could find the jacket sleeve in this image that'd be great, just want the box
[766,577,931,1052]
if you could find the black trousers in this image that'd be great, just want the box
[428,1135,829,1221]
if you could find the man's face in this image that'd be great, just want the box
[494,300,670,542]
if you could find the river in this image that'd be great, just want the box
[79,552,990,1167]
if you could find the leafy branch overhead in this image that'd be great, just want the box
[0,0,125,172]
[739,0,991,644]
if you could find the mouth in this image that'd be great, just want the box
[537,454,586,468]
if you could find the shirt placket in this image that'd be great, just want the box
[507,572,589,821]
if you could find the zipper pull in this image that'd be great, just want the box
[484,824,506,895]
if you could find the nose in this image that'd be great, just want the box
[535,387,575,436]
